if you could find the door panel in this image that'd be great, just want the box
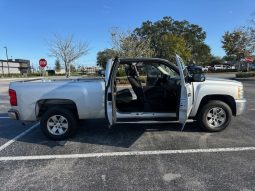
[175,55,193,130]
[105,58,119,125]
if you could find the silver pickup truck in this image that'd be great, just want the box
[8,55,246,140]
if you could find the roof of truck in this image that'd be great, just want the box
[119,57,172,63]
[117,57,179,72]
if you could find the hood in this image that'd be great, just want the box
[205,77,242,86]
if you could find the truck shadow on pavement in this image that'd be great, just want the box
[73,119,202,148]
[1,118,204,149]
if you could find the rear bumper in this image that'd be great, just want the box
[235,99,247,115]
[8,109,20,120]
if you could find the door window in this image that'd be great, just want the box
[140,63,179,86]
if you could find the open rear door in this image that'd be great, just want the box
[175,55,193,131]
[105,58,119,126]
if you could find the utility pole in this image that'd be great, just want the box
[3,46,10,76]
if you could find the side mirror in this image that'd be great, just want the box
[192,73,205,82]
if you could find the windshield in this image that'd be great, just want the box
[157,64,179,77]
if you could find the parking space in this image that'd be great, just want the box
[0,77,255,190]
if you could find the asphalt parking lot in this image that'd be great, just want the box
[0,74,255,191]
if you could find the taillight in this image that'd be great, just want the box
[9,89,17,106]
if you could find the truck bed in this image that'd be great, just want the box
[9,77,106,121]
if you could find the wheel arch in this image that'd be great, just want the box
[196,95,236,117]
[36,99,79,119]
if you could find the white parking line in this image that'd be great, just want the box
[0,122,39,152]
[0,146,255,161]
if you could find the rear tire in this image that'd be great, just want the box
[197,100,232,132]
[40,107,77,140]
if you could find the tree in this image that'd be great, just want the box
[134,17,211,64]
[191,43,211,66]
[246,15,255,54]
[48,34,89,77]
[157,34,191,62]
[210,56,223,66]
[110,28,154,58]
[70,64,76,73]
[54,59,61,71]
[222,14,255,59]
[222,29,251,61]
[221,14,255,71]
[222,55,236,61]
[96,48,118,69]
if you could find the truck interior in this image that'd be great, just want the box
[114,60,181,113]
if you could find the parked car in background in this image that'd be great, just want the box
[97,69,105,76]
[206,66,214,72]
[202,67,208,72]
[213,65,224,71]
[251,64,255,71]
[187,65,203,73]
[224,64,236,70]
[230,66,236,70]
[212,64,236,72]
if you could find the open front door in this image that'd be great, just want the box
[105,58,119,126]
[175,55,193,131]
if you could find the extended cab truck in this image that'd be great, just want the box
[8,55,246,140]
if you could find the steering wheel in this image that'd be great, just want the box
[155,74,168,87]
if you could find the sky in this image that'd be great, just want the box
[0,0,254,69]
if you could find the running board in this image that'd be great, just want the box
[116,119,195,124]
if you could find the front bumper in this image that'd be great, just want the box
[8,109,20,120]
[235,99,247,115]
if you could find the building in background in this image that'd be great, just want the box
[0,59,31,75]
[55,68,66,74]
[77,66,102,75]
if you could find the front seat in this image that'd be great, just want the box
[125,65,145,105]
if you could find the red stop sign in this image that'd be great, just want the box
[39,58,47,68]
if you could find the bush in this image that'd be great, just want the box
[236,72,255,78]
[117,68,126,77]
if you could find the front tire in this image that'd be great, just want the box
[40,107,77,140]
[197,100,232,132]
